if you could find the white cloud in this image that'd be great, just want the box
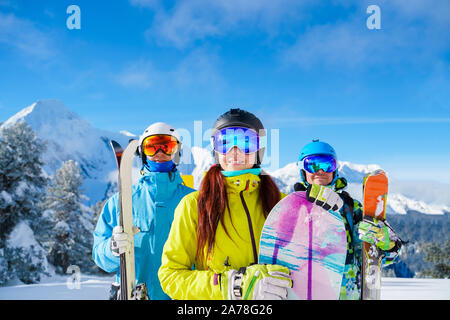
[170,48,224,89]
[273,116,450,126]
[389,0,450,26]
[129,0,160,9]
[115,49,225,91]
[283,22,373,70]
[0,12,55,60]
[282,0,450,70]
[116,60,154,89]
[0,0,18,9]
[389,179,450,206]
[138,0,311,49]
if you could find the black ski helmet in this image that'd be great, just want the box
[211,108,266,166]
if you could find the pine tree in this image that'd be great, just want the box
[420,240,450,278]
[0,121,48,244]
[0,121,49,284]
[44,160,95,274]
[92,199,107,226]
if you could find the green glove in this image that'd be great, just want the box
[220,264,292,300]
[358,218,398,251]
[306,184,344,212]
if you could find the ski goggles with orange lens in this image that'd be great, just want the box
[142,135,179,157]
[212,127,261,154]
[302,154,337,174]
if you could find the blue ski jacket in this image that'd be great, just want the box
[92,167,195,300]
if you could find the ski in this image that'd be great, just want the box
[110,140,124,168]
[109,139,139,300]
[361,169,388,300]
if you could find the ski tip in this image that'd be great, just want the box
[363,169,388,183]
[110,140,124,152]
[372,169,387,176]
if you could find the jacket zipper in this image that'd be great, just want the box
[239,180,258,264]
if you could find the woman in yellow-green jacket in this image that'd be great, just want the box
[158,109,292,300]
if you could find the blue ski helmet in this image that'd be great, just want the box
[298,140,339,186]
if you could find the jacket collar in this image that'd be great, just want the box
[139,166,183,195]
[296,176,348,192]
[224,173,261,194]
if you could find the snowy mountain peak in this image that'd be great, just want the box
[338,161,382,174]
[2,100,449,214]
[338,161,383,184]
[266,160,383,193]
[3,100,86,129]
[263,157,449,215]
[2,100,130,204]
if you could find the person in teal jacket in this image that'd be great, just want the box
[294,140,403,300]
[93,122,195,300]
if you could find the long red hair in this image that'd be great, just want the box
[196,164,281,263]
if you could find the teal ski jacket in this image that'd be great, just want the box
[295,178,398,299]
[92,167,195,300]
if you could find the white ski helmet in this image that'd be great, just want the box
[138,122,182,165]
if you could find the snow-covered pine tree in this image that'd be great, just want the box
[92,199,107,226]
[43,160,95,274]
[420,240,450,278]
[0,121,49,284]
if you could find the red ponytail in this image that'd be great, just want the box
[196,165,281,264]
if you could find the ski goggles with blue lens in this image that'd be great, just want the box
[302,154,337,174]
[211,127,261,154]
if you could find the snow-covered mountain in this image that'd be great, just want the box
[2,99,449,215]
[181,145,450,215]
[266,161,450,215]
[1,100,131,204]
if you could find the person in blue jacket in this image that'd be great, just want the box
[93,122,195,300]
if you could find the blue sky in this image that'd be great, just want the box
[0,0,449,183]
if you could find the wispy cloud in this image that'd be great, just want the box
[128,0,160,9]
[282,21,373,70]
[131,0,450,72]
[274,116,450,126]
[282,0,450,70]
[0,0,18,9]
[115,49,225,92]
[0,12,55,60]
[116,60,154,89]
[133,0,311,49]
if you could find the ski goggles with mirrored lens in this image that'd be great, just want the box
[302,154,337,174]
[142,134,179,157]
[211,127,261,154]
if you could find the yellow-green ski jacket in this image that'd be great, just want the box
[158,173,285,300]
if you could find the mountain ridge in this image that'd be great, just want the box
[1,100,130,203]
[2,99,449,215]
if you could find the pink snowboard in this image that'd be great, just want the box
[258,192,347,300]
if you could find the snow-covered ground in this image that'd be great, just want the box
[0,275,448,300]
[381,278,450,300]
[0,274,115,300]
